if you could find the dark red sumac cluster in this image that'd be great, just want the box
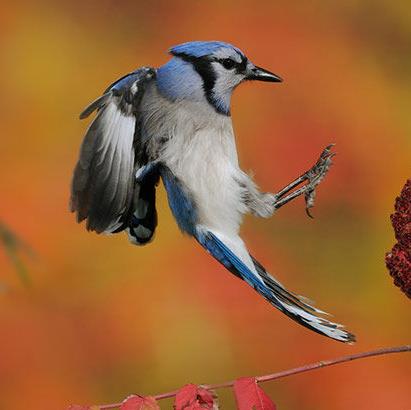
[386,179,411,299]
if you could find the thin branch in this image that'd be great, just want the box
[97,344,411,409]
[218,344,411,387]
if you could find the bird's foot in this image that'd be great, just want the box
[272,144,336,216]
[303,144,335,217]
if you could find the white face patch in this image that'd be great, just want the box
[204,47,248,114]
[211,62,245,92]
[210,47,247,97]
[210,62,246,115]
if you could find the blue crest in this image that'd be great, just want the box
[170,41,244,58]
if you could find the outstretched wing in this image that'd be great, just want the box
[70,67,156,234]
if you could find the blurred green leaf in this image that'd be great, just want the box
[0,221,34,286]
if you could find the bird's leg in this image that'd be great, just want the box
[272,144,335,217]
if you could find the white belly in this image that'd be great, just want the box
[160,120,247,235]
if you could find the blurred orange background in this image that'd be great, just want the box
[1,1,410,409]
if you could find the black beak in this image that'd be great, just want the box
[247,65,283,82]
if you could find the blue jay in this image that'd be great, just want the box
[71,41,355,343]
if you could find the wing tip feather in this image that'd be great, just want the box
[79,93,111,119]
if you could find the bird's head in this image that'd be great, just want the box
[157,41,282,116]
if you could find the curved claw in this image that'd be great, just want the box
[305,189,316,218]
[306,207,314,219]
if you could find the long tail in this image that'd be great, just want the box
[196,228,355,343]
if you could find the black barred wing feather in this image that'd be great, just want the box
[70,67,156,234]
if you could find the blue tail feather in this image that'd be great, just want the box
[196,229,355,343]
[197,230,269,295]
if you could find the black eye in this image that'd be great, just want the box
[221,58,236,70]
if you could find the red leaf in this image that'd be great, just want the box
[120,395,160,410]
[175,384,216,409]
[234,377,277,410]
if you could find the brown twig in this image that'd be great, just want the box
[97,344,411,409]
